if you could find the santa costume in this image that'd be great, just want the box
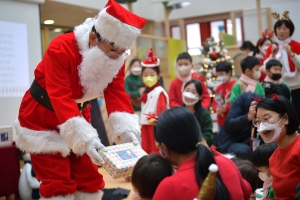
[14,0,146,199]
[140,49,169,154]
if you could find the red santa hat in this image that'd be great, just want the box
[94,0,146,50]
[141,48,160,68]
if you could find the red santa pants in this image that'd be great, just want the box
[30,152,104,198]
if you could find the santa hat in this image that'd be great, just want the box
[195,164,218,200]
[141,48,160,67]
[94,0,146,50]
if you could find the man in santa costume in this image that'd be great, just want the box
[14,0,146,199]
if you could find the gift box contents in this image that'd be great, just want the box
[99,143,147,179]
[0,126,13,147]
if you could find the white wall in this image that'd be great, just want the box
[0,0,42,127]
[243,0,300,44]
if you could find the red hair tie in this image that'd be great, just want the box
[272,93,280,101]
[252,96,261,103]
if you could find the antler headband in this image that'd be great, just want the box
[258,29,274,45]
[272,11,291,23]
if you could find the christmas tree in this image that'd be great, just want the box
[192,36,234,112]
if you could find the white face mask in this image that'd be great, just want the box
[217,75,229,83]
[182,91,199,106]
[257,116,284,143]
[177,65,191,76]
[159,145,167,159]
[130,67,142,76]
[258,168,270,182]
[253,70,261,80]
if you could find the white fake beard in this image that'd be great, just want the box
[78,46,127,99]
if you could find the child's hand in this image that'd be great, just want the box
[139,87,145,96]
[247,101,257,121]
[216,106,226,114]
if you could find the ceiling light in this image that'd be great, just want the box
[167,1,190,9]
[44,20,54,25]
[53,28,63,33]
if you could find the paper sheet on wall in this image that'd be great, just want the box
[0,21,29,97]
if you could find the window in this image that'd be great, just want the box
[186,23,201,55]
[210,21,224,43]
[226,18,242,45]
[171,26,181,40]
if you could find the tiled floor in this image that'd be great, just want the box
[99,167,134,200]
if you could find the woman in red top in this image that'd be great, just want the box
[254,94,300,199]
[152,107,251,200]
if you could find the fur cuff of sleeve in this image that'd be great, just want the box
[107,112,141,143]
[58,116,99,155]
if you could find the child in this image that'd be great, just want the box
[131,154,173,200]
[182,79,213,146]
[264,59,290,88]
[125,58,144,115]
[230,56,264,104]
[231,158,258,197]
[252,143,278,199]
[212,61,236,133]
[139,48,169,154]
[169,52,211,109]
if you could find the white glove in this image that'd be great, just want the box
[120,132,140,146]
[86,139,107,165]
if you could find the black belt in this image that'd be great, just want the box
[29,79,89,112]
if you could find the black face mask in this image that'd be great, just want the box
[271,73,282,81]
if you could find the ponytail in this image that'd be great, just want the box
[195,144,231,199]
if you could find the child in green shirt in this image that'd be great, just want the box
[230,56,264,104]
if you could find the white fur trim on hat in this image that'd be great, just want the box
[58,116,99,156]
[40,194,75,200]
[74,17,96,54]
[14,120,70,157]
[141,58,160,67]
[74,190,103,200]
[95,8,141,50]
[107,112,141,143]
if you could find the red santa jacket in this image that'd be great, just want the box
[14,32,140,157]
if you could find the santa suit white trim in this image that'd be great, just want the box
[14,120,70,157]
[74,190,103,200]
[107,112,141,144]
[58,116,99,156]
[140,86,169,125]
[40,194,74,200]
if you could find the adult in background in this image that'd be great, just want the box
[14,0,146,199]
[264,11,300,122]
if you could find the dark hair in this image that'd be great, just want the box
[241,56,260,73]
[274,19,295,37]
[215,62,232,75]
[271,83,291,100]
[129,58,141,69]
[256,95,299,135]
[253,38,272,56]
[240,41,255,51]
[176,52,192,63]
[232,159,258,193]
[131,154,173,199]
[265,59,282,70]
[252,143,278,167]
[154,107,230,199]
[183,79,204,125]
